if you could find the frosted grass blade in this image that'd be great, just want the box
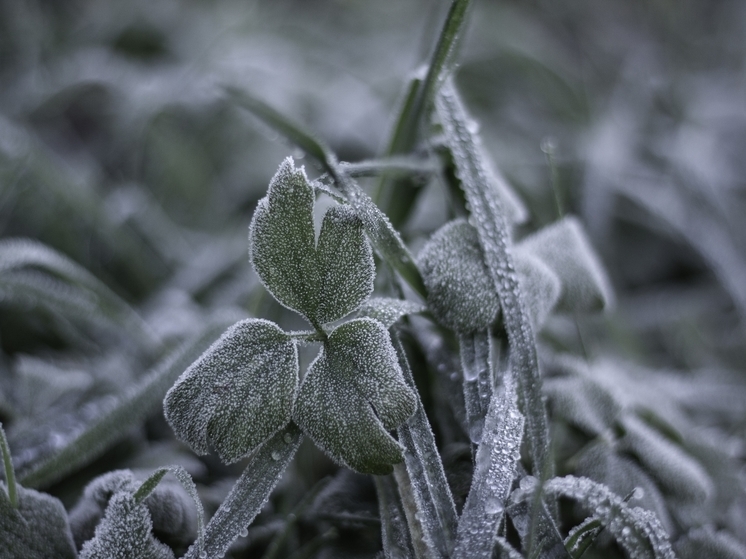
[183,423,303,559]
[226,87,427,298]
[436,80,550,477]
[459,330,494,445]
[393,333,458,557]
[19,315,236,488]
[375,475,416,559]
[452,371,524,559]
[340,157,437,178]
[506,480,569,559]
[0,423,18,509]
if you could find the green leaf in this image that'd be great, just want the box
[0,483,78,559]
[356,297,426,328]
[20,315,236,489]
[513,251,562,330]
[418,219,500,332]
[164,318,297,464]
[294,318,417,475]
[517,216,613,313]
[79,491,176,559]
[249,159,374,327]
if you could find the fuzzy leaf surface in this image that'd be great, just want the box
[249,158,374,326]
[356,297,426,328]
[0,482,77,559]
[164,318,297,464]
[418,219,500,332]
[294,318,416,474]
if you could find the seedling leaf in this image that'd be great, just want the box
[164,318,297,464]
[294,318,417,474]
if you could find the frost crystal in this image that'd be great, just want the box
[164,319,297,464]
[293,318,417,474]
[249,158,374,327]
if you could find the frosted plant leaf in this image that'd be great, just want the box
[249,158,374,327]
[494,536,524,559]
[543,375,621,436]
[541,475,676,559]
[619,414,713,503]
[505,480,569,559]
[565,516,603,558]
[459,329,494,444]
[516,216,614,313]
[452,372,525,559]
[575,440,673,533]
[418,219,500,332]
[374,474,416,559]
[315,204,375,324]
[513,251,562,330]
[0,482,78,559]
[294,318,417,474]
[674,527,746,559]
[164,319,297,464]
[79,491,176,559]
[356,297,426,328]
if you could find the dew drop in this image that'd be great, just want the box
[283,433,293,444]
[240,527,248,537]
[633,487,645,500]
[485,496,504,515]
[199,552,207,559]
[271,450,281,461]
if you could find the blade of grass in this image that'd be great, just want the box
[393,333,458,557]
[19,314,236,488]
[0,423,18,509]
[375,474,416,559]
[183,422,303,559]
[436,80,551,479]
[459,330,494,446]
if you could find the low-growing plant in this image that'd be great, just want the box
[1,0,745,558]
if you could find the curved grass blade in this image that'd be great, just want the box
[0,423,18,509]
[0,238,156,348]
[565,517,604,559]
[436,80,550,477]
[452,371,525,559]
[226,87,427,298]
[392,333,458,558]
[183,422,303,559]
[19,315,236,488]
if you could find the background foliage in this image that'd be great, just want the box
[1,0,745,557]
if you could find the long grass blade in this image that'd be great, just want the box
[375,474,416,559]
[459,330,494,445]
[436,80,551,477]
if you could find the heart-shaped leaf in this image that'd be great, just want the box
[293,318,417,474]
[164,319,297,464]
[418,219,500,332]
[249,158,374,327]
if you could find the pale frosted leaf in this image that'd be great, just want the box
[0,483,78,559]
[20,315,236,489]
[494,536,524,559]
[294,318,416,474]
[164,319,297,464]
[182,423,302,559]
[452,372,525,559]
[565,516,603,558]
[315,204,375,324]
[249,158,319,323]
[513,251,562,330]
[542,476,676,559]
[374,475,415,559]
[357,297,426,328]
[418,220,500,332]
[517,216,614,313]
[506,478,569,559]
[620,414,713,503]
[392,333,458,557]
[544,375,621,436]
[436,80,549,475]
[674,528,746,559]
[459,329,494,444]
[79,491,175,559]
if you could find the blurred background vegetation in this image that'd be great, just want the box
[1,0,745,557]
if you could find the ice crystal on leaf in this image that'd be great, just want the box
[249,157,374,327]
[164,319,297,464]
[293,318,417,474]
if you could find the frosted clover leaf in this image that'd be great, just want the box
[293,318,417,474]
[164,319,297,463]
[249,157,374,328]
